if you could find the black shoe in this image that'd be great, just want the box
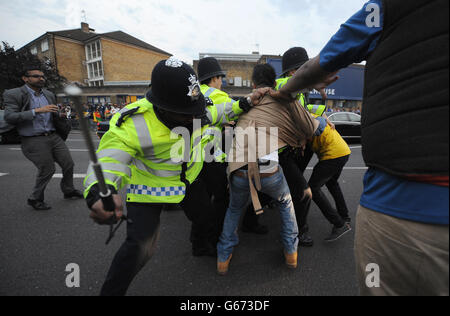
[64,190,84,200]
[242,224,269,235]
[27,199,52,211]
[324,223,352,242]
[299,232,314,247]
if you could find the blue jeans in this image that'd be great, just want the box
[217,167,299,262]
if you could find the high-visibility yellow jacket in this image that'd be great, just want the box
[83,97,230,204]
[276,77,328,116]
[201,84,244,163]
[306,104,327,117]
[275,77,307,107]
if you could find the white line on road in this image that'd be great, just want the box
[53,174,87,179]
[0,173,9,177]
[9,148,88,152]
[349,146,362,149]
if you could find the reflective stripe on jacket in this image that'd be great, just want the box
[275,77,306,107]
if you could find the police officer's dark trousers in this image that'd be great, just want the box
[100,183,216,296]
[198,161,229,242]
[180,177,217,252]
[279,148,312,233]
[100,202,163,296]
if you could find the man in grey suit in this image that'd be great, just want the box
[3,65,83,210]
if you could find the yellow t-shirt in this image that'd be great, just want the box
[312,125,351,161]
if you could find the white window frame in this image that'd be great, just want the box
[85,40,102,62]
[30,46,37,55]
[41,40,49,52]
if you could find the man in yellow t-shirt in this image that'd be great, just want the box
[309,119,352,242]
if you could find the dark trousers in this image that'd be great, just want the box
[101,187,217,296]
[21,133,75,201]
[100,203,163,296]
[308,155,350,227]
[198,161,229,242]
[180,177,217,248]
[279,148,312,232]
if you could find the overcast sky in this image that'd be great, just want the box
[0,0,367,64]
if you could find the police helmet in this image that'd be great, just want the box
[198,57,227,82]
[147,58,206,116]
[282,47,309,77]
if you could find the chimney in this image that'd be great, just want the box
[81,22,90,33]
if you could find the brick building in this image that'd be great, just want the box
[19,22,171,104]
[193,52,263,97]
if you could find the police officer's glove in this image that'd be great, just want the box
[86,184,123,225]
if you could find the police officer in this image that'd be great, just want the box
[276,47,334,125]
[197,57,268,236]
[84,58,256,296]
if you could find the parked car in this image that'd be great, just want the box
[327,112,361,141]
[0,110,21,144]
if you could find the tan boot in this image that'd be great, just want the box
[284,251,298,269]
[217,254,233,276]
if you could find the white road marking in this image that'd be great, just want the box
[349,146,362,149]
[0,173,9,177]
[53,174,86,179]
[9,148,88,152]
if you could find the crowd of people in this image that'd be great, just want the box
[55,102,128,123]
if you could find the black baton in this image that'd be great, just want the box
[64,85,131,245]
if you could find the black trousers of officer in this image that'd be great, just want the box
[279,147,313,232]
[100,181,216,296]
[197,161,229,242]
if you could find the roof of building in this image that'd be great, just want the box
[99,31,171,56]
[20,24,171,56]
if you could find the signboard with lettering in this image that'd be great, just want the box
[308,65,364,101]
[267,59,364,101]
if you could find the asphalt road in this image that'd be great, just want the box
[0,131,366,296]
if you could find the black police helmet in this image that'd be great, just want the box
[282,47,309,77]
[147,58,206,116]
[198,57,227,82]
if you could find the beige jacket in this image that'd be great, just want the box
[228,95,318,212]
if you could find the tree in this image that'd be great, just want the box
[0,41,66,108]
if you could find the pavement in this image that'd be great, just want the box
[0,131,366,296]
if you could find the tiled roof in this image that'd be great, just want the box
[45,28,171,56]
[100,31,171,56]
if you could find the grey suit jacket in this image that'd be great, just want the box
[3,85,56,126]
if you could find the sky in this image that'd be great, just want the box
[0,0,366,64]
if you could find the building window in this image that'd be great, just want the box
[86,41,101,61]
[41,40,49,52]
[30,46,37,55]
[87,96,110,104]
[87,60,104,80]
